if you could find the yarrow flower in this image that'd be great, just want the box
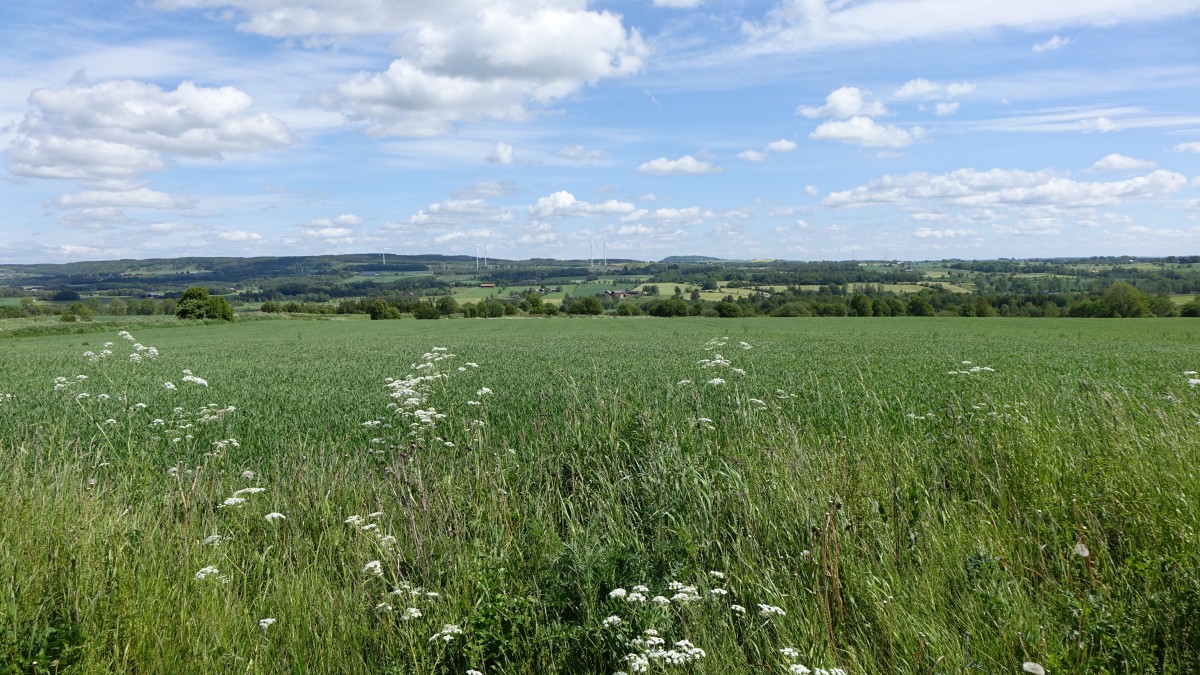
[259,618,276,630]
[707,378,726,386]
[363,560,384,576]
[603,615,623,628]
[758,603,786,617]
[265,512,286,523]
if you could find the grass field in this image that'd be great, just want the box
[2,318,1199,673]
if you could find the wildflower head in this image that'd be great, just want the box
[259,617,276,630]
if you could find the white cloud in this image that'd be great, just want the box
[529,190,636,218]
[737,149,769,162]
[914,227,972,239]
[215,230,262,242]
[1079,117,1121,133]
[810,117,925,148]
[455,180,517,198]
[1033,35,1074,52]
[487,141,515,165]
[797,87,886,119]
[825,167,1188,210]
[8,79,293,182]
[305,214,364,227]
[637,155,723,175]
[558,144,606,160]
[1090,154,1156,171]
[765,139,797,152]
[893,78,974,101]
[743,0,1199,54]
[191,0,648,136]
[934,102,960,117]
[653,0,703,7]
[53,188,194,210]
[620,206,715,226]
[1175,141,1200,153]
[804,185,820,196]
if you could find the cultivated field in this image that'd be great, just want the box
[2,318,1198,673]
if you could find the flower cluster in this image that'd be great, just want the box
[947,361,995,375]
[621,629,706,672]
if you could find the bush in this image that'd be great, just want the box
[176,287,235,321]
[413,303,441,320]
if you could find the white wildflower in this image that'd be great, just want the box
[780,647,800,659]
[707,378,726,386]
[402,607,422,620]
[363,560,384,576]
[789,665,812,675]
[651,595,670,606]
[467,670,483,675]
[758,603,786,617]
[609,588,628,600]
[201,534,222,546]
[710,588,728,596]
[708,570,725,579]
[233,487,265,496]
[265,512,286,523]
[375,602,393,612]
[626,592,647,603]
[429,624,463,642]
[1023,663,1046,675]
[219,497,247,508]
[730,604,746,614]
[602,615,623,628]
[677,379,692,385]
[240,470,255,480]
[182,375,208,386]
[345,515,363,525]
[740,341,752,350]
[1074,541,1090,558]
[476,387,493,396]
[259,617,276,630]
[163,381,177,391]
[194,565,220,580]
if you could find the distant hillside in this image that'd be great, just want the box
[660,255,723,263]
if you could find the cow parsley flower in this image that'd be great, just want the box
[219,497,247,508]
[707,378,726,386]
[429,624,463,642]
[194,565,220,580]
[758,604,786,617]
[730,604,746,614]
[265,512,286,523]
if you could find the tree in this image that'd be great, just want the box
[108,299,127,316]
[906,296,935,317]
[1102,282,1148,318]
[177,286,234,321]
[848,293,872,317]
[436,295,460,316]
[649,298,690,317]
[413,303,441,319]
[714,301,742,317]
[567,296,604,315]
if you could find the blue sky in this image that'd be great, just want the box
[3,0,1200,263]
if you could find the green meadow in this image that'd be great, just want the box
[2,318,1198,673]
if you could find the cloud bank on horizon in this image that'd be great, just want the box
[2,0,1200,263]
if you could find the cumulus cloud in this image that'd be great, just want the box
[1090,154,1156,171]
[739,138,798,162]
[653,0,703,7]
[529,190,636,218]
[216,230,263,242]
[1175,141,1200,153]
[487,141,515,164]
[1033,35,1073,52]
[934,102,960,117]
[455,180,517,198]
[8,79,293,182]
[810,117,925,148]
[306,214,364,227]
[893,78,975,101]
[637,154,723,175]
[797,87,886,119]
[182,0,646,136]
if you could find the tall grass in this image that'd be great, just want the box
[1,318,1198,673]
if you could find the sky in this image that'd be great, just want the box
[2,0,1200,264]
